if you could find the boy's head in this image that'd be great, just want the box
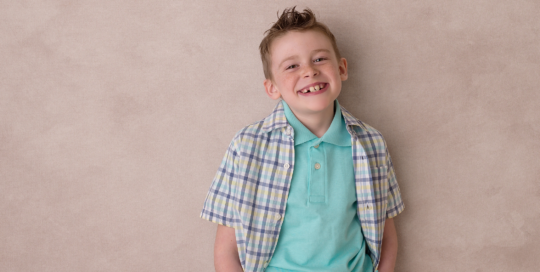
[260,7,348,118]
[259,7,342,80]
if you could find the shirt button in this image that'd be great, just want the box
[284,163,290,169]
[314,144,319,148]
[275,213,282,220]
[314,163,321,170]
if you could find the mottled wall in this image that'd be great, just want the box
[1,1,539,271]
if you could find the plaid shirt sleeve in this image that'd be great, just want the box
[385,146,405,218]
[200,140,241,229]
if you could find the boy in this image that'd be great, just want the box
[201,7,404,272]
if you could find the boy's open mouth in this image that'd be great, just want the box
[297,83,327,94]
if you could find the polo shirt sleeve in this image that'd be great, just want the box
[200,140,241,229]
[385,147,405,218]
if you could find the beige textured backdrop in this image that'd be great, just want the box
[1,1,539,271]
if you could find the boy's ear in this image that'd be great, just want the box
[339,58,348,81]
[264,79,282,100]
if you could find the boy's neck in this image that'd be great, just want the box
[290,103,335,138]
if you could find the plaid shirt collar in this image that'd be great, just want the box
[261,99,368,133]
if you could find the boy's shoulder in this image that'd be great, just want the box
[339,103,386,140]
[228,102,285,150]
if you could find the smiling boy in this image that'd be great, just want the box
[201,7,404,272]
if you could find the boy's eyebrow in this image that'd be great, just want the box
[278,55,298,68]
[278,49,332,68]
[312,49,331,54]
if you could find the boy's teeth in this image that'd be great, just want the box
[299,84,326,94]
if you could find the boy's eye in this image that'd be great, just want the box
[286,64,298,70]
[314,58,326,62]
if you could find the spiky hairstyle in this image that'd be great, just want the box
[259,7,341,80]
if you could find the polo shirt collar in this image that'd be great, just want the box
[321,100,351,146]
[261,99,369,135]
[281,100,351,147]
[281,100,317,146]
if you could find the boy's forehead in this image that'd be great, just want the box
[269,30,335,61]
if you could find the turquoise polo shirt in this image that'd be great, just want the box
[267,100,373,272]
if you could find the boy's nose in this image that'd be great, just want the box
[303,65,319,77]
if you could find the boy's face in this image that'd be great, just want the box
[264,30,348,117]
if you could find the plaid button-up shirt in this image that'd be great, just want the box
[201,101,404,272]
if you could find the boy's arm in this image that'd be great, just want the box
[377,218,398,272]
[215,224,243,272]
